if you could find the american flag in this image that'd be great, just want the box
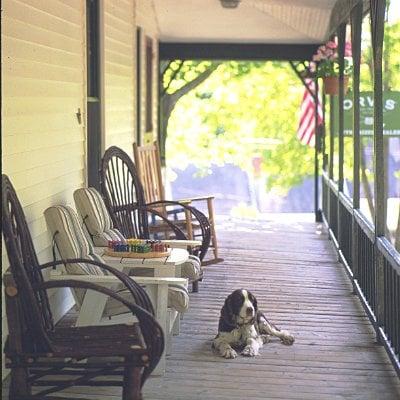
[297,79,323,147]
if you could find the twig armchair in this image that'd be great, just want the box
[133,141,222,265]
[2,174,164,400]
[100,146,211,291]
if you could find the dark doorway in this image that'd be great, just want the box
[86,0,101,189]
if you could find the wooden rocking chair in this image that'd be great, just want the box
[100,146,212,292]
[2,174,164,400]
[133,141,222,265]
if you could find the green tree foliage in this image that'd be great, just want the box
[160,60,267,161]
[167,61,314,195]
[160,61,220,161]
[163,5,400,210]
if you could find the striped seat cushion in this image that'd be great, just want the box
[167,284,190,313]
[181,255,203,281]
[73,187,125,247]
[44,205,105,276]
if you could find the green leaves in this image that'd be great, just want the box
[166,61,314,193]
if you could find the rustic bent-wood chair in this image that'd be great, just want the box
[133,141,222,265]
[100,146,211,292]
[2,174,164,400]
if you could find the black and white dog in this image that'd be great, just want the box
[213,289,295,358]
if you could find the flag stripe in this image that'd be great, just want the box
[297,79,323,147]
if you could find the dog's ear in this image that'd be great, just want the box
[221,293,236,325]
[248,291,258,312]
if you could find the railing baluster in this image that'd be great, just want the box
[322,178,399,375]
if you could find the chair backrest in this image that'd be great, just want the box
[44,205,109,306]
[74,187,125,247]
[100,146,149,239]
[133,141,165,203]
[44,205,106,276]
[2,174,54,353]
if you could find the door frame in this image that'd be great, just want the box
[85,0,105,189]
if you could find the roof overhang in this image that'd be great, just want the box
[154,0,368,60]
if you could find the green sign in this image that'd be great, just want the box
[332,91,400,136]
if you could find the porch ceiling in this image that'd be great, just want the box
[153,0,345,45]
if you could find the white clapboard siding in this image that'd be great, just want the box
[2,0,85,380]
[104,0,136,154]
[136,0,159,144]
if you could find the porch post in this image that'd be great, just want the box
[370,0,386,238]
[322,92,327,171]
[329,100,334,181]
[314,75,322,222]
[337,23,346,247]
[370,0,386,335]
[337,23,346,193]
[350,1,363,287]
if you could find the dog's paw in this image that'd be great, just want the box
[280,330,295,345]
[222,348,237,359]
[241,345,257,357]
[261,334,271,344]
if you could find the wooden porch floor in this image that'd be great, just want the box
[4,215,400,399]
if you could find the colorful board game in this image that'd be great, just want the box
[104,239,170,259]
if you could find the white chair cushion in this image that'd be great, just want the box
[104,284,190,317]
[74,187,125,247]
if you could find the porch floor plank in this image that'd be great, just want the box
[3,215,400,399]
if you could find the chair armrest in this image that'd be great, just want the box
[177,195,214,202]
[148,201,211,262]
[49,271,188,288]
[147,201,210,234]
[36,279,153,320]
[161,239,202,248]
[110,202,188,240]
[33,279,164,381]
[39,258,154,314]
[136,205,188,240]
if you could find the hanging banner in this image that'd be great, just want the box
[332,91,400,136]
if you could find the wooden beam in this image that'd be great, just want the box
[159,43,320,61]
[370,0,386,237]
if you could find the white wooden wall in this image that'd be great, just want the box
[2,0,160,381]
[103,0,136,154]
[2,0,86,379]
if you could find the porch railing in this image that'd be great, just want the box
[338,193,352,272]
[322,172,400,377]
